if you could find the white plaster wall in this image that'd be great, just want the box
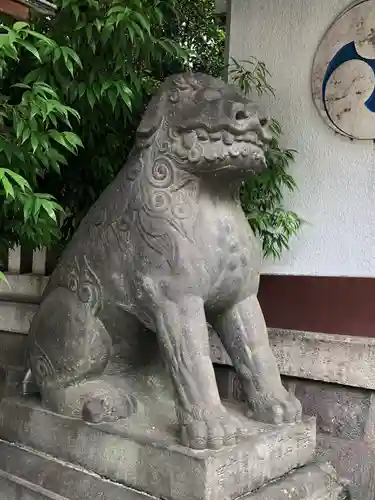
[229,0,375,277]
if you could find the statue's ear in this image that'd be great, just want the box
[136,87,170,147]
[135,74,195,148]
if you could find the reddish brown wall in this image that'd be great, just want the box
[0,0,29,19]
[258,275,375,337]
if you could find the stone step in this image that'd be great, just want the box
[0,274,48,303]
[0,331,27,367]
[0,300,37,334]
[0,439,150,500]
[0,439,347,500]
[247,462,348,500]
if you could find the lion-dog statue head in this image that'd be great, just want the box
[135,72,270,179]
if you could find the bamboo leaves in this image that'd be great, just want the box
[230,58,303,259]
[0,22,82,253]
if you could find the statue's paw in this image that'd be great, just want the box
[180,414,248,450]
[248,390,302,425]
[82,393,137,424]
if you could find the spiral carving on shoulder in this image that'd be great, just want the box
[149,156,174,188]
[67,256,103,314]
[31,341,55,385]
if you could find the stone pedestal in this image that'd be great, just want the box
[0,396,319,500]
[0,439,346,500]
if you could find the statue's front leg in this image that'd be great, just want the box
[154,294,247,449]
[211,295,302,424]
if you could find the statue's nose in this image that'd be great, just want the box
[234,108,251,121]
[259,116,272,144]
[232,103,271,142]
[233,103,256,122]
[259,116,268,127]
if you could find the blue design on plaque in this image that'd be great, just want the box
[322,41,375,134]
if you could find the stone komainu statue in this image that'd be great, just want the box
[24,73,302,450]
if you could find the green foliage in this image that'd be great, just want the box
[0,1,224,256]
[0,1,192,254]
[169,0,225,76]
[0,21,83,260]
[229,58,302,259]
[230,57,274,97]
[26,0,190,240]
[0,0,297,265]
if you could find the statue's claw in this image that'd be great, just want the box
[180,410,249,450]
[247,390,302,425]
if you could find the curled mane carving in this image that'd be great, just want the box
[126,75,203,268]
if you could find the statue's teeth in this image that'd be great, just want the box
[172,143,188,159]
[196,129,209,141]
[183,131,196,149]
[243,132,256,142]
[188,146,202,163]
[229,148,240,158]
[223,131,234,145]
[209,131,221,141]
[205,150,218,162]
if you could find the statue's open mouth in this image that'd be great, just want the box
[179,124,266,151]
[208,141,266,173]
[174,125,267,174]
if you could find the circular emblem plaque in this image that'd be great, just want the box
[312,0,375,139]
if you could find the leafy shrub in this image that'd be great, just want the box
[229,58,302,258]
[0,1,300,272]
[0,1,189,260]
[0,21,82,262]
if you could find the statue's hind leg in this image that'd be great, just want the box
[27,287,135,422]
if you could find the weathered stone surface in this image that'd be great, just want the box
[269,329,375,390]
[211,328,375,390]
[0,396,316,500]
[0,274,48,302]
[0,438,152,500]
[0,301,37,334]
[0,333,27,400]
[0,480,54,500]
[214,365,374,499]
[0,439,347,500]
[0,332,26,369]
[316,434,375,500]
[364,393,375,443]
[247,462,348,500]
[215,364,374,441]
[283,377,373,441]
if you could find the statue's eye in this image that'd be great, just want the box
[202,89,222,101]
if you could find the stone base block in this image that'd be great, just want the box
[0,397,316,500]
[0,439,346,500]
